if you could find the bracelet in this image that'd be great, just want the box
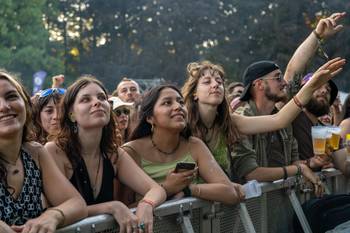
[312,30,322,41]
[282,166,288,180]
[293,96,303,110]
[139,199,155,209]
[47,208,65,226]
[196,185,201,198]
[183,186,192,197]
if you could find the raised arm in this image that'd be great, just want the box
[190,137,244,205]
[284,12,346,82]
[234,57,345,135]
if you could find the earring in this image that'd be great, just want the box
[70,113,76,123]
[193,93,198,101]
[73,122,78,134]
[151,124,154,133]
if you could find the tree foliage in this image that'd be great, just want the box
[1,0,350,92]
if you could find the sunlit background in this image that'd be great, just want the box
[1,0,349,93]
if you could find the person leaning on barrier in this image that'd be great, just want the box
[181,58,345,179]
[0,70,87,233]
[45,76,166,233]
[230,61,323,196]
[122,84,245,205]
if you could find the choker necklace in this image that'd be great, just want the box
[151,136,181,155]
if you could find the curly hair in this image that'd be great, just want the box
[0,70,33,189]
[181,60,239,147]
[55,75,118,168]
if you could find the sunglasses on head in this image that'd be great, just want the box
[114,108,130,116]
[39,88,66,98]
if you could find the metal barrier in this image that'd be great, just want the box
[57,169,349,233]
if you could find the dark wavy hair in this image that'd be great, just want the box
[0,70,33,188]
[55,75,118,168]
[182,60,239,146]
[130,84,191,140]
[32,92,62,144]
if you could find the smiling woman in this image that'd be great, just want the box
[123,85,245,205]
[0,70,87,233]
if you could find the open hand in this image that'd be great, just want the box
[306,57,346,91]
[315,12,346,39]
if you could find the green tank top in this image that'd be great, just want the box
[210,134,229,172]
[141,153,196,183]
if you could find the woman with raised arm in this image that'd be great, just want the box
[182,59,345,174]
[0,70,87,233]
[45,76,166,233]
[123,85,245,205]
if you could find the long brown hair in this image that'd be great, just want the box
[0,70,33,187]
[55,75,118,168]
[130,84,191,140]
[182,61,239,147]
[32,92,62,144]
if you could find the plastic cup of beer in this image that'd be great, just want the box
[327,126,341,151]
[311,126,327,155]
[345,134,350,161]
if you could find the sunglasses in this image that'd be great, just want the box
[39,88,66,98]
[262,73,284,82]
[114,108,130,116]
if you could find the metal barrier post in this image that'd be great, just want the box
[177,204,195,233]
[239,203,257,233]
[288,189,312,233]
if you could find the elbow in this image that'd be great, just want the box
[76,197,88,219]
[222,184,242,205]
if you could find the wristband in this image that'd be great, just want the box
[293,96,303,110]
[139,199,155,209]
[47,208,65,226]
[282,166,288,180]
[312,30,322,40]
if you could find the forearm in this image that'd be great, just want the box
[0,221,14,233]
[88,201,122,217]
[332,148,350,176]
[141,185,167,207]
[54,196,87,226]
[285,32,319,82]
[189,183,239,205]
[245,166,299,182]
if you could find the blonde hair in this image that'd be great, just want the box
[182,61,239,146]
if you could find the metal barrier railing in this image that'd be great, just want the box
[56,169,348,233]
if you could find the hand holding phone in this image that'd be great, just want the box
[175,162,196,173]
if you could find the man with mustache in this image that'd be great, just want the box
[292,73,338,167]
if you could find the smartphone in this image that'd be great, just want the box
[175,162,196,173]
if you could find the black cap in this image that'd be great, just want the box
[240,61,280,101]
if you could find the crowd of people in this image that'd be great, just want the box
[0,11,349,233]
